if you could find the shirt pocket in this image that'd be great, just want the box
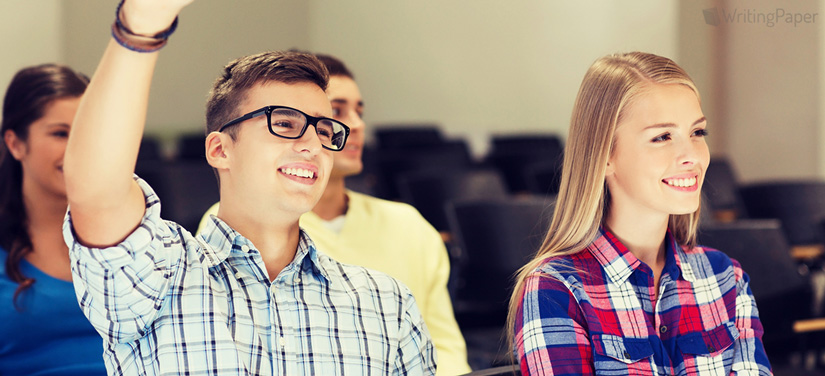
[592,333,654,364]
[676,321,740,357]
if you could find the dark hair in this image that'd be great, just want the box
[314,54,354,79]
[205,51,329,139]
[0,63,89,306]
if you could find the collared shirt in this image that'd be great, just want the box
[64,177,436,375]
[514,228,772,376]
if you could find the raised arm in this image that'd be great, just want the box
[64,0,192,247]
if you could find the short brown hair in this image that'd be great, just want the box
[314,54,354,79]
[205,51,329,139]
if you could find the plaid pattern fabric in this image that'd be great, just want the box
[514,228,772,376]
[64,177,436,375]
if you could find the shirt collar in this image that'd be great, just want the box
[198,214,330,282]
[588,226,694,285]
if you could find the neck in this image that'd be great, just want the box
[22,179,72,280]
[217,198,302,281]
[604,207,668,268]
[312,175,348,220]
[23,185,68,232]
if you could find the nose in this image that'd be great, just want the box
[293,124,324,154]
[678,136,709,168]
[345,112,365,133]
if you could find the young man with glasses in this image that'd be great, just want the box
[62,0,435,374]
[200,55,472,375]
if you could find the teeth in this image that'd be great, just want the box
[666,177,696,188]
[282,168,314,179]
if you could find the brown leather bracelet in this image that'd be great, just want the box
[110,0,178,53]
[111,20,167,53]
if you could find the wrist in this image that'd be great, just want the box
[117,1,178,38]
[111,0,178,53]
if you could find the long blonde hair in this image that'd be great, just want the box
[507,52,702,349]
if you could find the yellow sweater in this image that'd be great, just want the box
[198,191,471,375]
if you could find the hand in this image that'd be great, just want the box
[119,0,195,36]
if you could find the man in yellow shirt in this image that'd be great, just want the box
[200,54,470,375]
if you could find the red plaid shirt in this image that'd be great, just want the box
[514,228,772,375]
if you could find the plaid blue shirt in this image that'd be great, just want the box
[514,228,772,375]
[64,177,436,375]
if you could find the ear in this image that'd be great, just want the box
[604,156,615,177]
[205,131,231,169]
[4,129,27,160]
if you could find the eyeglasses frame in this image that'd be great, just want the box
[217,105,350,151]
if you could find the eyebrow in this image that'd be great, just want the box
[331,98,364,107]
[643,116,707,130]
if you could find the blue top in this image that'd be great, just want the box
[0,248,107,375]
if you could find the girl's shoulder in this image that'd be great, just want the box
[679,244,743,278]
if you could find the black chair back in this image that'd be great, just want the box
[739,181,825,245]
[372,140,474,199]
[524,160,563,197]
[373,125,443,149]
[397,169,508,232]
[446,197,553,328]
[485,134,563,193]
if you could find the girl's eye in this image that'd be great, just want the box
[331,108,342,118]
[693,128,709,137]
[53,131,69,138]
[652,133,671,142]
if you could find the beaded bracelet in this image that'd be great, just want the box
[111,0,179,53]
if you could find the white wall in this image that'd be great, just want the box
[719,0,822,182]
[2,1,822,182]
[0,0,64,95]
[307,0,678,156]
[61,0,312,141]
[820,0,825,177]
[4,1,677,155]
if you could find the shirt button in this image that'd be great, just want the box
[659,325,668,334]
[623,351,630,359]
[279,336,285,347]
[707,345,715,352]
[294,275,301,283]
[240,244,250,253]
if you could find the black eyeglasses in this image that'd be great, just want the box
[218,105,350,151]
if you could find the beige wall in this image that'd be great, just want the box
[307,0,678,156]
[678,0,725,155]
[62,0,311,141]
[719,0,822,182]
[2,1,822,182]
[0,0,63,92]
[821,0,825,177]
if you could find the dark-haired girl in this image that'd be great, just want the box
[0,63,105,375]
